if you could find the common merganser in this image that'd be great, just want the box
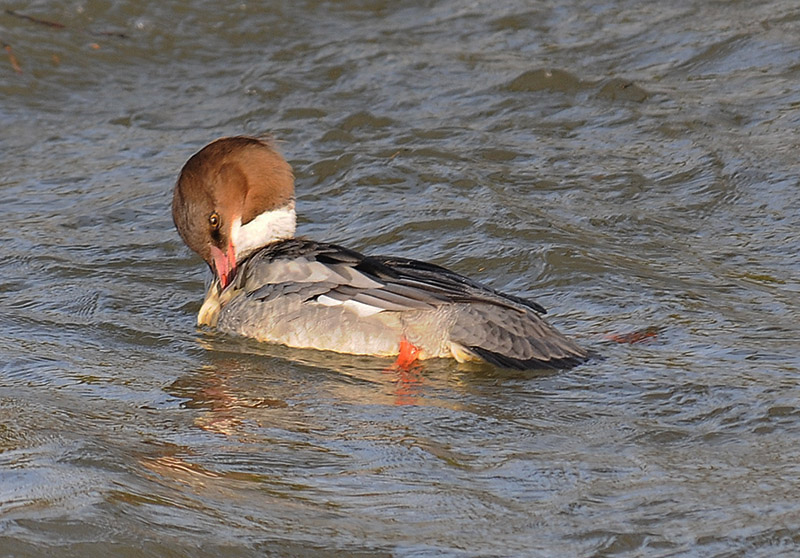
[172,136,589,370]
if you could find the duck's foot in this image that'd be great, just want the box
[393,338,421,369]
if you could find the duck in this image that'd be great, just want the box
[172,136,589,370]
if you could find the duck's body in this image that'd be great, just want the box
[173,136,589,370]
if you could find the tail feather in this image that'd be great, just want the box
[449,303,589,370]
[465,345,587,370]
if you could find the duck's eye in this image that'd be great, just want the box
[209,212,220,230]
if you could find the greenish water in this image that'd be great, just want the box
[1,1,799,556]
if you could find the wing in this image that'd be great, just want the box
[230,238,548,317]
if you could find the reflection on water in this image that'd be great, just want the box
[2,0,800,556]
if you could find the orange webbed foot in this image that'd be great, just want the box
[393,338,421,369]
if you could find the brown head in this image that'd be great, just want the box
[172,136,296,288]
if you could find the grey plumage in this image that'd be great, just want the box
[215,238,589,369]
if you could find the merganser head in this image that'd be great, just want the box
[172,136,296,289]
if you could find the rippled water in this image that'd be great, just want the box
[2,1,800,556]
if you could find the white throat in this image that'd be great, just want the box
[231,202,296,260]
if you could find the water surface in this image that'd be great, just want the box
[2,1,800,556]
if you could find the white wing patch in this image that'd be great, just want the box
[315,295,385,317]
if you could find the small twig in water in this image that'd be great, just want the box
[6,9,66,29]
[94,30,129,39]
[2,41,23,74]
[6,9,129,38]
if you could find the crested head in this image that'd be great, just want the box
[172,136,296,287]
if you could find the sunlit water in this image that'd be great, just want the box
[1,1,799,556]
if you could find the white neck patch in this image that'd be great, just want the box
[231,202,296,261]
